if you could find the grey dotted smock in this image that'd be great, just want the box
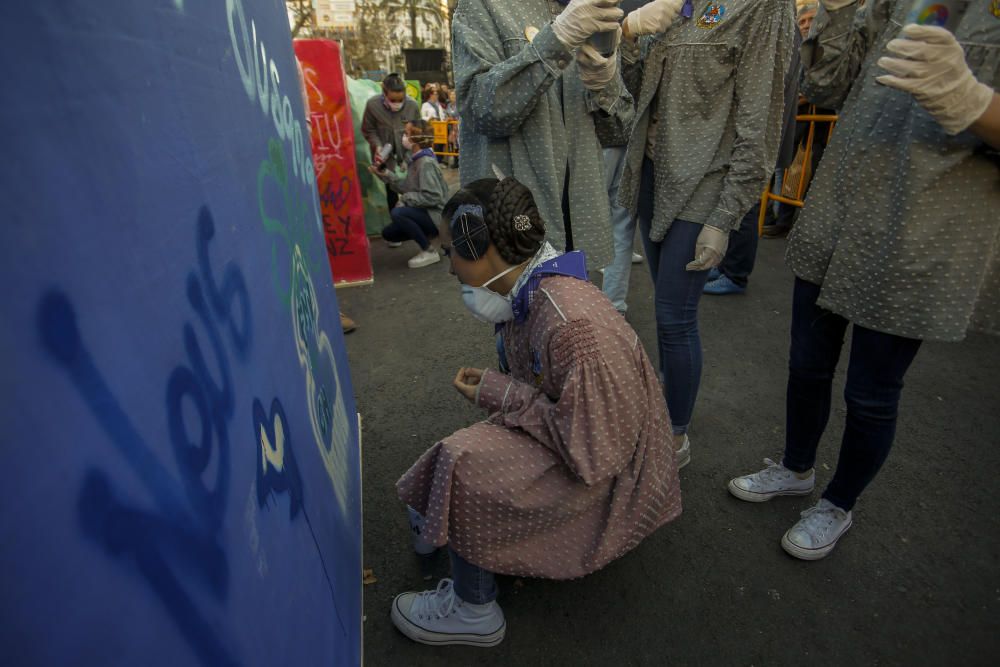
[787,0,1000,342]
[618,0,796,238]
[452,0,636,269]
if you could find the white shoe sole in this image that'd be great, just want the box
[781,518,852,561]
[727,478,814,503]
[675,447,691,470]
[676,451,691,469]
[391,597,506,647]
[408,255,441,269]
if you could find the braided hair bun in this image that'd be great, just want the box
[443,176,546,263]
[485,177,545,264]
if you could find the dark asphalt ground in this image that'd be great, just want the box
[339,177,1000,665]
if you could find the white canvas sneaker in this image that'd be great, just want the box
[391,579,506,647]
[781,498,853,560]
[386,240,403,248]
[675,435,691,470]
[408,249,441,269]
[728,458,815,502]
[631,252,643,264]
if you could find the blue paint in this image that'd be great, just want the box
[1,2,362,663]
[253,397,303,520]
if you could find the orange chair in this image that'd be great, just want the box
[758,105,837,235]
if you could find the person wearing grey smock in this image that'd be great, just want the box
[617,0,795,464]
[595,32,644,315]
[729,1,1000,561]
[362,73,421,211]
[371,120,451,269]
[452,0,636,271]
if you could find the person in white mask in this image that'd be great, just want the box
[390,176,683,647]
[361,72,420,211]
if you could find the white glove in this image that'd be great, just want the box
[577,29,620,91]
[552,0,624,51]
[876,24,994,135]
[685,225,728,272]
[623,0,684,38]
[818,0,857,10]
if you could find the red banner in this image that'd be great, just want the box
[294,39,373,286]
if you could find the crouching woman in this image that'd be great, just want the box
[391,176,683,647]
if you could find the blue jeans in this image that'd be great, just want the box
[782,278,922,511]
[637,158,711,435]
[719,204,760,288]
[407,507,498,604]
[382,206,438,250]
[450,548,498,605]
[601,146,637,313]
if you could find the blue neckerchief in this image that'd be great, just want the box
[410,147,436,162]
[510,250,588,324]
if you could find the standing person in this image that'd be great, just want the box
[390,177,682,647]
[443,89,460,168]
[437,86,452,115]
[370,120,450,268]
[421,84,446,121]
[760,1,832,240]
[703,25,804,296]
[421,85,448,161]
[361,72,420,210]
[618,0,795,459]
[452,0,635,271]
[596,39,642,315]
[728,3,1000,560]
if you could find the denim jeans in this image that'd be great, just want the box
[719,204,760,288]
[407,507,498,604]
[601,146,638,312]
[450,548,498,605]
[637,158,711,435]
[382,206,438,250]
[782,278,922,511]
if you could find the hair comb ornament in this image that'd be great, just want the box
[513,214,532,232]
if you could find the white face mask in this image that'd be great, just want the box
[461,265,520,323]
[402,134,413,151]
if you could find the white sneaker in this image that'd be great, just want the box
[631,252,643,264]
[386,240,403,248]
[391,579,506,647]
[728,458,815,502]
[407,249,441,269]
[781,498,853,560]
[674,435,691,470]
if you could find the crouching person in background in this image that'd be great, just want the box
[370,119,450,269]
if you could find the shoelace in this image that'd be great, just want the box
[749,458,788,487]
[415,578,458,620]
[797,502,844,539]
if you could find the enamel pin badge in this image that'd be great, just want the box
[696,3,726,28]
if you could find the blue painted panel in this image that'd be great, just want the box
[0,2,362,665]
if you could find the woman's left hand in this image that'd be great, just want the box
[685,224,728,272]
[453,367,484,403]
[576,30,620,92]
[877,24,994,135]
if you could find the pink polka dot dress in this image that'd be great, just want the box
[397,276,682,579]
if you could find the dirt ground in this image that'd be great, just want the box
[339,178,999,665]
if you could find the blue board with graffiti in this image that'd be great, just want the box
[0,1,362,665]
